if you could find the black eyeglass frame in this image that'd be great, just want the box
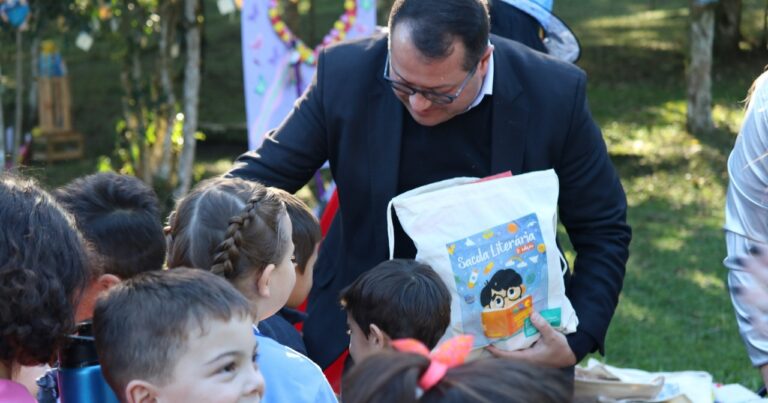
[382,52,478,105]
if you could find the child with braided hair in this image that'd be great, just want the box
[166,177,337,403]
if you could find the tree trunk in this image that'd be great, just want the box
[688,2,715,135]
[0,65,5,171]
[175,0,202,198]
[715,0,742,53]
[157,0,179,183]
[132,48,152,184]
[28,37,39,129]
[12,29,24,168]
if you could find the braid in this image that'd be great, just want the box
[211,196,261,279]
[168,177,288,287]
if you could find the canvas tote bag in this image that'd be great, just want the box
[386,169,578,351]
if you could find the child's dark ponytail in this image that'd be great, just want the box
[343,352,429,403]
[343,351,573,403]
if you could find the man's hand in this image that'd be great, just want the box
[485,311,577,368]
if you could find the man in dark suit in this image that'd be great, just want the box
[228,0,630,372]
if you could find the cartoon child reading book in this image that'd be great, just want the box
[480,268,532,338]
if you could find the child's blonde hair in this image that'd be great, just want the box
[167,177,290,287]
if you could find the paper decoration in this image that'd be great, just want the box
[75,32,94,52]
[218,0,236,15]
[0,0,30,29]
[241,0,376,149]
[693,0,719,5]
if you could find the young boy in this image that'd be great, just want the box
[259,188,321,355]
[54,172,167,321]
[93,268,265,403]
[340,259,452,363]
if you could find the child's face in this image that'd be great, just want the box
[346,314,384,364]
[258,213,297,320]
[286,242,319,308]
[153,316,264,403]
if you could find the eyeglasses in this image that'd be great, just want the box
[383,53,477,105]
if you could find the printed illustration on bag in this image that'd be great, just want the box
[446,213,550,347]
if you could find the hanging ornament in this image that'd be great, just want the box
[267,0,358,66]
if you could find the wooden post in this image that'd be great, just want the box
[12,28,23,167]
[175,0,202,198]
[687,0,716,134]
[0,65,5,171]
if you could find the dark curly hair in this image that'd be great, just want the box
[0,174,90,367]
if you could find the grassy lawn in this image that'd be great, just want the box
[5,0,768,389]
[556,0,768,388]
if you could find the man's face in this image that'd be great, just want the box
[388,24,491,127]
[153,317,265,403]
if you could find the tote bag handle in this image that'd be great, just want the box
[387,199,396,260]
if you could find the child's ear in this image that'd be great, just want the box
[256,264,277,298]
[368,324,390,348]
[125,380,159,403]
[97,274,121,293]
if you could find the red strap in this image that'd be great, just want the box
[319,189,339,237]
[322,349,348,394]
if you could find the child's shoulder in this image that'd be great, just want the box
[0,379,36,403]
[254,334,337,403]
[255,333,320,371]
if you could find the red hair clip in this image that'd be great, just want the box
[391,335,474,392]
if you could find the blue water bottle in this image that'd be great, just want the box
[58,321,120,403]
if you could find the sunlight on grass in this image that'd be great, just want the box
[650,233,686,252]
[194,157,235,180]
[713,103,746,135]
[688,270,726,291]
[577,8,687,50]
[614,296,655,323]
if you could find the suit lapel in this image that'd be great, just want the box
[489,39,528,175]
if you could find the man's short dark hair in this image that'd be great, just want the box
[93,268,253,397]
[271,188,321,274]
[340,259,451,349]
[55,172,166,279]
[388,0,490,71]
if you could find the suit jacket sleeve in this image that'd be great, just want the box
[226,50,331,192]
[557,72,631,361]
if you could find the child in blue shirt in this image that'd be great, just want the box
[259,187,322,355]
[167,177,337,403]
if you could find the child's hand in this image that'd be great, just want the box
[485,311,577,368]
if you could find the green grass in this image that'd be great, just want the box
[555,0,768,389]
[6,0,768,389]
